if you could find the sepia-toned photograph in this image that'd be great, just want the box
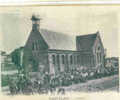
[0,5,119,96]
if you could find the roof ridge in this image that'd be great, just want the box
[76,32,97,37]
[40,28,67,35]
[40,28,76,38]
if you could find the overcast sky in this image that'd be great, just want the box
[0,5,119,57]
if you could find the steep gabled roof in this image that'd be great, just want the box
[40,29,76,50]
[76,32,98,51]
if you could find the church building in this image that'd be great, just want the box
[23,15,105,76]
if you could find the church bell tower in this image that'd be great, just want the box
[31,14,41,31]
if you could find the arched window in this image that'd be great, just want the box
[76,55,78,64]
[66,55,68,64]
[74,55,76,64]
[62,55,65,64]
[32,42,34,50]
[57,55,60,64]
[97,53,99,63]
[100,53,102,62]
[52,55,55,64]
[36,41,38,50]
[57,55,60,71]
[70,55,73,64]
[37,40,40,50]
[77,55,79,64]
[35,42,38,50]
[32,42,38,50]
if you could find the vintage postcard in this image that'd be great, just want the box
[0,4,119,100]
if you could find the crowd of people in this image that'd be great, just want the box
[8,65,118,95]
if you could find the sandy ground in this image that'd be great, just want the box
[63,75,119,92]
